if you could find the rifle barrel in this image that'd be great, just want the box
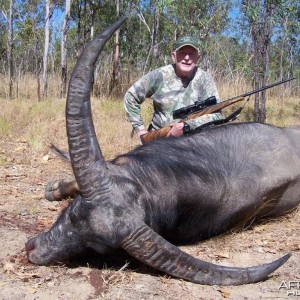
[227,77,296,101]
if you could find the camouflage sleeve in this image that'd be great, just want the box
[184,112,224,131]
[185,73,224,130]
[124,70,160,132]
[124,89,146,132]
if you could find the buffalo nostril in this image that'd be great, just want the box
[25,238,36,255]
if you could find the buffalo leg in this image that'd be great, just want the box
[44,179,79,201]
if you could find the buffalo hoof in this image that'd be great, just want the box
[45,180,64,201]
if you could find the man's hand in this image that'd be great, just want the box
[137,129,148,138]
[166,123,184,137]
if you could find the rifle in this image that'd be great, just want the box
[140,77,295,144]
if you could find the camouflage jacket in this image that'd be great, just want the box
[124,64,223,133]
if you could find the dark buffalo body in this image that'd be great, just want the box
[110,123,300,243]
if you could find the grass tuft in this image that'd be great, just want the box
[0,117,11,136]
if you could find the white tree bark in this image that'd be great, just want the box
[42,0,51,99]
[61,0,71,97]
[8,0,14,99]
[1,0,14,99]
[109,0,121,95]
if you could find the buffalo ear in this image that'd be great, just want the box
[122,224,291,286]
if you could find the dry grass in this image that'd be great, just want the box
[0,74,299,160]
[221,95,300,127]
[0,96,148,161]
[219,79,300,127]
[0,99,65,151]
[0,73,64,100]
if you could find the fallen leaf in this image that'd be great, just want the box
[218,288,231,298]
[253,226,265,233]
[3,261,14,273]
[43,155,49,161]
[290,244,300,251]
[14,271,42,281]
[265,248,277,254]
[26,287,38,294]
[255,239,267,246]
[3,261,41,280]
[254,246,265,253]
[48,206,59,211]
[215,252,230,259]
[14,145,28,152]
[36,218,53,228]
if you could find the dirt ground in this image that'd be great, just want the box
[0,138,299,300]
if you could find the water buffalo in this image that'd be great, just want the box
[25,17,300,286]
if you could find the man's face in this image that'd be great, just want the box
[172,46,199,79]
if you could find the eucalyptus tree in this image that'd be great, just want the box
[69,0,119,95]
[42,0,54,99]
[13,1,45,99]
[61,0,71,97]
[1,0,14,99]
[124,0,231,77]
[8,0,13,99]
[70,0,115,57]
[0,19,6,71]
[242,0,277,123]
[162,0,231,72]
[109,0,121,96]
[271,0,300,81]
[240,0,299,122]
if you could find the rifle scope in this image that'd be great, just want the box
[173,96,217,119]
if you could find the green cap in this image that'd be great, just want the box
[175,36,199,52]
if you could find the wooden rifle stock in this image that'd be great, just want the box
[140,96,245,144]
[140,126,171,144]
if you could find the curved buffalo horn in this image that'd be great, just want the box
[66,17,127,199]
[122,224,291,285]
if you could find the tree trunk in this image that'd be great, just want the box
[7,0,14,99]
[76,0,89,58]
[90,0,95,40]
[42,0,51,100]
[151,4,160,66]
[248,0,274,123]
[61,0,71,98]
[109,0,121,96]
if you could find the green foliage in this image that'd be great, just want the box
[118,0,232,73]
[0,0,299,98]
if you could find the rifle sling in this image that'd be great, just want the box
[189,106,243,134]
[190,96,251,134]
